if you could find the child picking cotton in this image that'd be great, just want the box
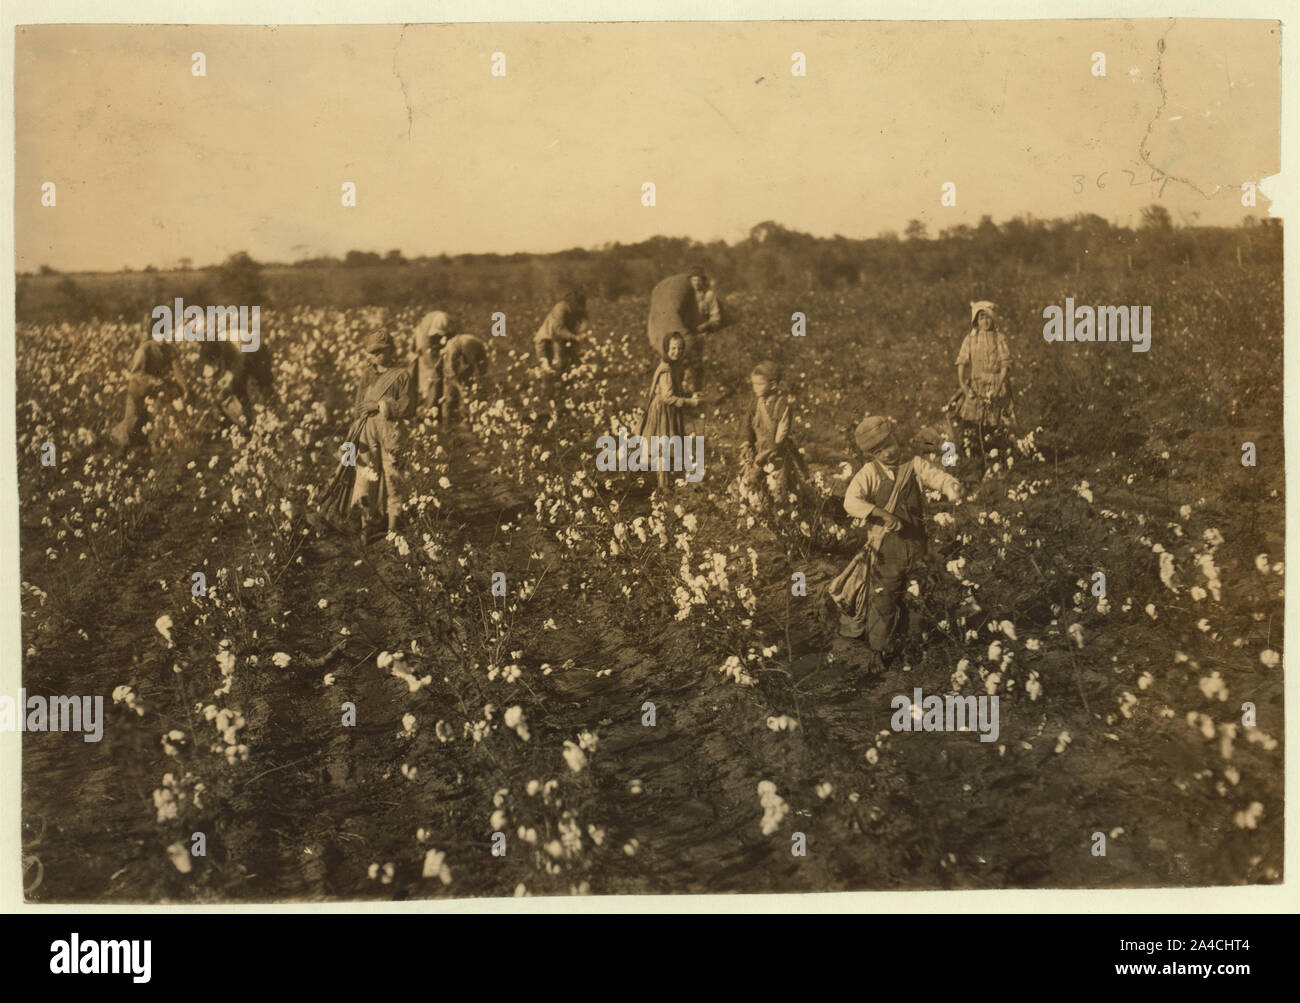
[317,330,411,541]
[436,333,489,424]
[109,332,191,455]
[637,331,702,495]
[826,415,961,675]
[954,300,1013,460]
[740,361,803,509]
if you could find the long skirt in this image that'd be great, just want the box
[639,398,687,492]
[319,413,402,527]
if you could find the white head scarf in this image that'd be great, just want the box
[415,310,450,353]
[970,301,996,327]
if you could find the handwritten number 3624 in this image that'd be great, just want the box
[1073,168,1170,197]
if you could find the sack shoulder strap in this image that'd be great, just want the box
[881,460,916,514]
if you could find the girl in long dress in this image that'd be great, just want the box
[637,331,701,494]
[954,300,1013,457]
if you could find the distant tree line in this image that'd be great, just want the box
[17,210,1283,323]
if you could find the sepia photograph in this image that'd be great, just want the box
[11,16,1285,905]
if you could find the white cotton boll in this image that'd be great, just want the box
[1233,802,1264,830]
[155,615,174,645]
[1260,649,1281,668]
[1198,672,1229,702]
[272,652,292,667]
[562,741,587,773]
[167,842,192,874]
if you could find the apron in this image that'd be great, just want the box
[319,366,406,525]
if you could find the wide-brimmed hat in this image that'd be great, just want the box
[364,330,395,355]
[854,414,895,455]
[751,361,782,382]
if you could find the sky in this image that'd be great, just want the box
[14,19,1282,272]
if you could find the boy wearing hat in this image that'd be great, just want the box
[740,360,802,506]
[340,330,411,539]
[827,415,961,673]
